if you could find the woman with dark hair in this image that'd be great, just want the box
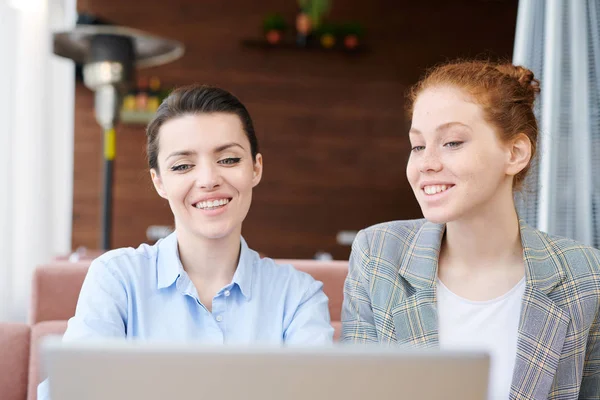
[38,84,333,399]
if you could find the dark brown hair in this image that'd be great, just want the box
[407,60,541,189]
[146,84,259,171]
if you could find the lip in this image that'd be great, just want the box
[419,183,455,204]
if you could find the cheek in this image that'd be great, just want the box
[461,150,504,187]
[478,147,506,171]
[406,159,419,185]
[163,176,193,201]
[229,168,256,194]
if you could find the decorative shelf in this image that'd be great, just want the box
[120,110,155,125]
[241,39,369,54]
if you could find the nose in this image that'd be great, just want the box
[418,147,443,173]
[194,162,221,190]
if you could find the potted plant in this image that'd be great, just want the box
[340,22,364,50]
[315,22,337,49]
[298,0,331,29]
[296,0,331,46]
[295,7,312,46]
[263,14,287,45]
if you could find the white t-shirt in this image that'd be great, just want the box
[437,277,526,400]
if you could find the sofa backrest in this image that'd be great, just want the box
[0,323,31,400]
[27,321,68,400]
[30,262,90,324]
[31,259,348,325]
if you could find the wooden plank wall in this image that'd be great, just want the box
[72,0,518,259]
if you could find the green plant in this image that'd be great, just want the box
[339,21,364,38]
[297,0,331,29]
[314,22,338,48]
[314,22,337,36]
[263,13,288,33]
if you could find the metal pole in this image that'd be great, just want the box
[101,127,115,250]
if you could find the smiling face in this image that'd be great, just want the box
[406,86,523,224]
[150,113,262,242]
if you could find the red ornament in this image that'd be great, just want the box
[266,30,282,44]
[344,35,359,50]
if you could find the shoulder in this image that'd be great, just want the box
[351,219,428,265]
[348,219,429,281]
[355,219,427,250]
[87,240,160,282]
[524,227,600,299]
[255,257,320,292]
[536,230,600,277]
[532,231,600,326]
[250,255,328,311]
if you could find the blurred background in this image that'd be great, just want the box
[68,0,519,259]
[1,0,598,322]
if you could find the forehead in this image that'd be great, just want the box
[157,113,248,153]
[412,86,484,130]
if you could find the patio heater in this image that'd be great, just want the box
[52,21,184,250]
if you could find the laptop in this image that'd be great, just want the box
[42,338,489,400]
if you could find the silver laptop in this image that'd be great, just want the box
[42,338,489,400]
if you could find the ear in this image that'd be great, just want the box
[150,168,168,199]
[252,153,263,188]
[505,133,532,178]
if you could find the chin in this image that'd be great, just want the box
[423,215,449,224]
[421,208,458,225]
[185,222,238,241]
[198,229,236,240]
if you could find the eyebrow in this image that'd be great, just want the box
[214,142,246,153]
[165,143,246,161]
[409,122,472,135]
[166,150,196,161]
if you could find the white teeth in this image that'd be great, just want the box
[424,185,450,195]
[195,198,230,210]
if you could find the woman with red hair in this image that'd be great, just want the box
[342,60,600,399]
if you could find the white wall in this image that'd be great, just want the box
[0,0,76,322]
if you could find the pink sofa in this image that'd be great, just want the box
[23,258,348,400]
[0,323,31,400]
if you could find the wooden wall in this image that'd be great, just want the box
[72,0,518,259]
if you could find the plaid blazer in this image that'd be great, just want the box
[342,219,600,399]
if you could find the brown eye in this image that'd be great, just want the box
[218,157,241,165]
[171,164,192,172]
[444,141,463,148]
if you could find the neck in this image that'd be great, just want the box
[176,228,241,284]
[442,189,523,269]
